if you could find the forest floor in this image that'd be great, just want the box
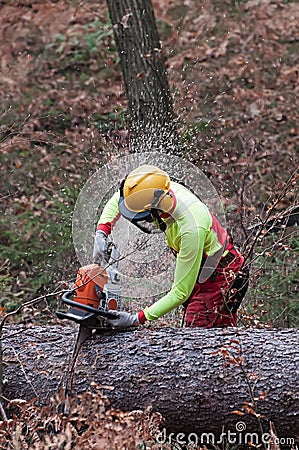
[0,0,298,326]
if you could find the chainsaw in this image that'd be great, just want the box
[56,241,122,409]
[56,241,121,330]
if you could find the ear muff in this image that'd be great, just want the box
[157,192,174,213]
[119,178,125,197]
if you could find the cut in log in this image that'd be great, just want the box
[2,325,299,439]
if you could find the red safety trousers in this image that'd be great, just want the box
[185,246,244,328]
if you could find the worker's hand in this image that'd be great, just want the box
[93,230,108,263]
[106,311,140,328]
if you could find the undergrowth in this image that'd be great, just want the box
[243,230,299,328]
[0,187,78,315]
[0,388,167,450]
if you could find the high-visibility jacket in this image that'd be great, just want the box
[97,182,229,321]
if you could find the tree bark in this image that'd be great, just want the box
[106,0,180,153]
[2,325,299,439]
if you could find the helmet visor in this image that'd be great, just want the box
[118,196,153,222]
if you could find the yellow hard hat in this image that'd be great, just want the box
[118,164,172,222]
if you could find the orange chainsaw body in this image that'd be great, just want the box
[73,264,108,309]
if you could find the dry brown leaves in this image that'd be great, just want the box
[0,388,165,450]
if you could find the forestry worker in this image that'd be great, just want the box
[93,164,249,328]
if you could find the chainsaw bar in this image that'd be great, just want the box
[62,323,92,415]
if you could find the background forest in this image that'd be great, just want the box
[0,1,298,448]
[1,0,298,328]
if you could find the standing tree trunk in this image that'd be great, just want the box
[106,0,180,153]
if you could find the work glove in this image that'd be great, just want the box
[106,311,140,328]
[93,230,108,263]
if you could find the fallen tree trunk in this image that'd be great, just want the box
[2,325,298,439]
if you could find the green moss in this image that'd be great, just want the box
[180,120,212,143]
[92,109,128,131]
[45,16,116,68]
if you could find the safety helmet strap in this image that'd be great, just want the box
[150,208,166,232]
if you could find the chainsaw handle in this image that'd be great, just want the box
[61,291,119,320]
